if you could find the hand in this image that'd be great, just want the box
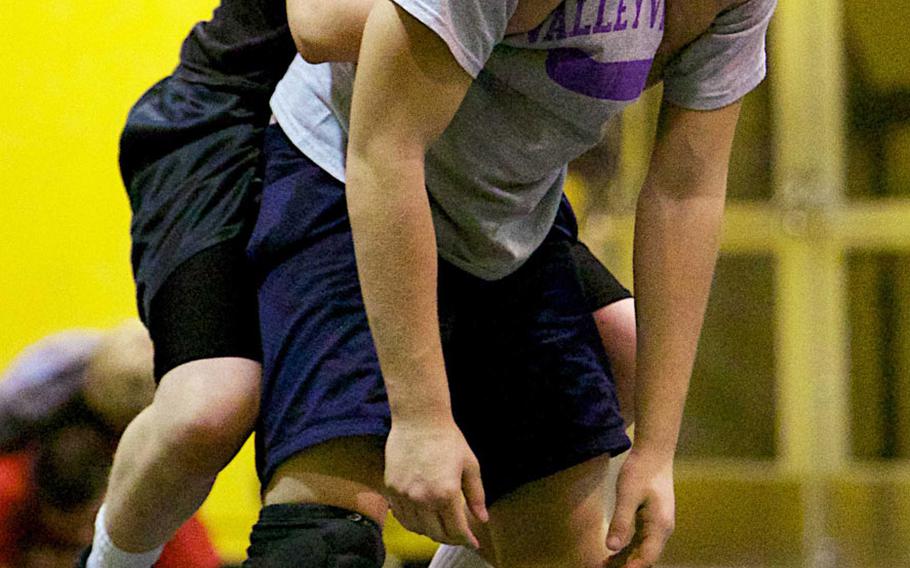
[384,417,488,547]
[606,449,676,568]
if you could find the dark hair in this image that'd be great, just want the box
[34,425,112,512]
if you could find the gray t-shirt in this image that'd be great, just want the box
[272,0,775,279]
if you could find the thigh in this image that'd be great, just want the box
[249,125,391,488]
[148,239,262,380]
[124,77,266,338]
[263,436,389,526]
[487,455,611,568]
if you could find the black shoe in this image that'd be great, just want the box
[74,546,91,568]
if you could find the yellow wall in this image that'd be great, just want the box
[0,0,262,561]
[0,1,220,361]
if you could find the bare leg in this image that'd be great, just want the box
[486,455,612,568]
[592,298,637,425]
[242,437,388,567]
[429,299,636,568]
[262,436,388,523]
[102,357,260,551]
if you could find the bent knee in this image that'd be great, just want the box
[492,518,607,568]
[489,457,611,568]
[148,358,261,471]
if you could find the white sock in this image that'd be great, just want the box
[86,505,164,568]
[428,545,494,568]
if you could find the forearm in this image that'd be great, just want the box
[346,150,452,422]
[344,0,473,423]
[287,0,373,63]
[631,180,724,458]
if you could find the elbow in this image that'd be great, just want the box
[292,31,331,64]
[288,1,332,64]
[295,41,329,65]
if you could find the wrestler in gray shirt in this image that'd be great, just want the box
[273,0,775,278]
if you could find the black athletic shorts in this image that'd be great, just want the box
[120,76,630,380]
[554,195,632,311]
[119,75,269,378]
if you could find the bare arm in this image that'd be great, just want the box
[286,0,372,62]
[287,0,561,63]
[633,100,740,458]
[607,99,742,568]
[346,0,485,546]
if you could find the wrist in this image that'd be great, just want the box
[388,394,453,427]
[629,441,677,464]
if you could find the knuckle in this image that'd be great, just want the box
[657,515,675,534]
[407,487,429,504]
[429,486,458,505]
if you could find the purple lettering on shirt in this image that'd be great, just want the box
[527,20,546,44]
[650,0,662,28]
[571,0,592,37]
[543,3,568,41]
[632,0,644,28]
[546,48,654,100]
[593,0,613,33]
[614,0,628,31]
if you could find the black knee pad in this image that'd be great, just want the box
[243,504,385,568]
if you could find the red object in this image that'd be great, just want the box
[156,516,221,568]
[0,452,221,568]
[0,453,31,565]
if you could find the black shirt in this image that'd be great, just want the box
[175,0,297,95]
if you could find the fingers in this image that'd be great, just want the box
[624,529,671,568]
[415,508,447,543]
[437,502,479,549]
[606,482,639,553]
[462,457,489,523]
[383,426,487,547]
[389,486,480,547]
[624,504,674,568]
[608,492,674,568]
[389,498,420,537]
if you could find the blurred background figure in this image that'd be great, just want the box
[0,322,221,568]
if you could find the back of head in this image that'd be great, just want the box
[82,320,156,433]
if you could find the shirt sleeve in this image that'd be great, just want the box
[389,0,517,78]
[662,0,777,110]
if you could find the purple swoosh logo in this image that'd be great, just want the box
[546,48,653,101]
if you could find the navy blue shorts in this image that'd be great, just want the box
[248,125,631,504]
